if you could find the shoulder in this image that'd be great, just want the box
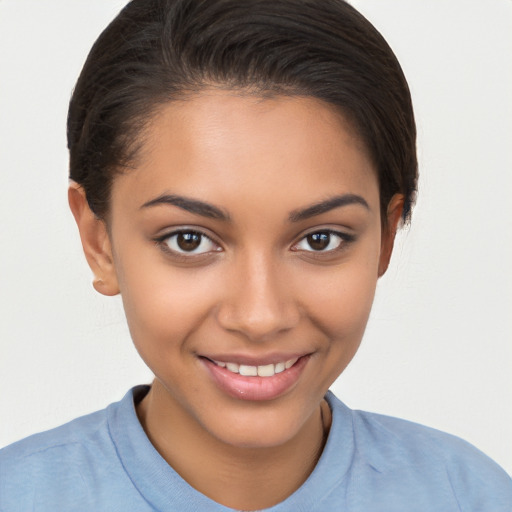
[0,392,142,511]
[0,408,110,502]
[0,402,113,466]
[353,405,507,473]
[326,393,512,511]
[0,406,109,460]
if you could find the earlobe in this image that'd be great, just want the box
[68,182,120,296]
[378,194,404,277]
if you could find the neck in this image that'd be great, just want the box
[136,380,331,510]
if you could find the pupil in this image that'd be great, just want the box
[308,232,330,251]
[177,232,201,251]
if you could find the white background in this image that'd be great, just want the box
[0,0,511,474]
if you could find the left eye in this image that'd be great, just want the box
[293,231,344,252]
[162,231,219,254]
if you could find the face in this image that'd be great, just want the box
[75,91,399,449]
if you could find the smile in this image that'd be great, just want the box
[211,357,299,377]
[202,355,309,401]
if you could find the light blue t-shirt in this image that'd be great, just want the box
[1,386,511,511]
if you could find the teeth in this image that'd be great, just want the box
[257,364,275,377]
[285,357,298,369]
[212,357,299,377]
[274,362,285,374]
[226,362,239,373]
[239,364,258,376]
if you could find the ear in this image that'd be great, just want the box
[68,182,120,296]
[378,194,404,277]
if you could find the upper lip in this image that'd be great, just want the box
[199,352,310,366]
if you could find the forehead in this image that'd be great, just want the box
[112,91,379,217]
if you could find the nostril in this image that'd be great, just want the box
[216,300,299,341]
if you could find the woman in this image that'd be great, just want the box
[1,1,510,510]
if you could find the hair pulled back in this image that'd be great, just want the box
[68,0,417,223]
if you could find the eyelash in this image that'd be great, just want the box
[154,229,221,258]
[291,229,356,255]
[154,228,356,259]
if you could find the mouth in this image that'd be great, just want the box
[208,356,299,378]
[200,354,310,401]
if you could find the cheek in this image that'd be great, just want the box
[304,261,378,389]
[114,249,221,354]
[309,270,376,337]
[303,249,380,340]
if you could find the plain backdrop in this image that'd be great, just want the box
[0,0,511,474]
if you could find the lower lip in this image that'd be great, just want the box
[202,356,309,401]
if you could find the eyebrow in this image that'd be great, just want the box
[288,194,370,222]
[141,192,369,223]
[140,194,230,221]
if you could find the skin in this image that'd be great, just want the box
[69,91,403,510]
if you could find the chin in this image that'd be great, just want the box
[199,398,319,450]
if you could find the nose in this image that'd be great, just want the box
[216,253,300,342]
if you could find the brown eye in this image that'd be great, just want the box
[292,230,348,253]
[177,232,202,251]
[162,230,219,255]
[306,232,331,251]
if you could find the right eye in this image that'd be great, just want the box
[159,230,220,255]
